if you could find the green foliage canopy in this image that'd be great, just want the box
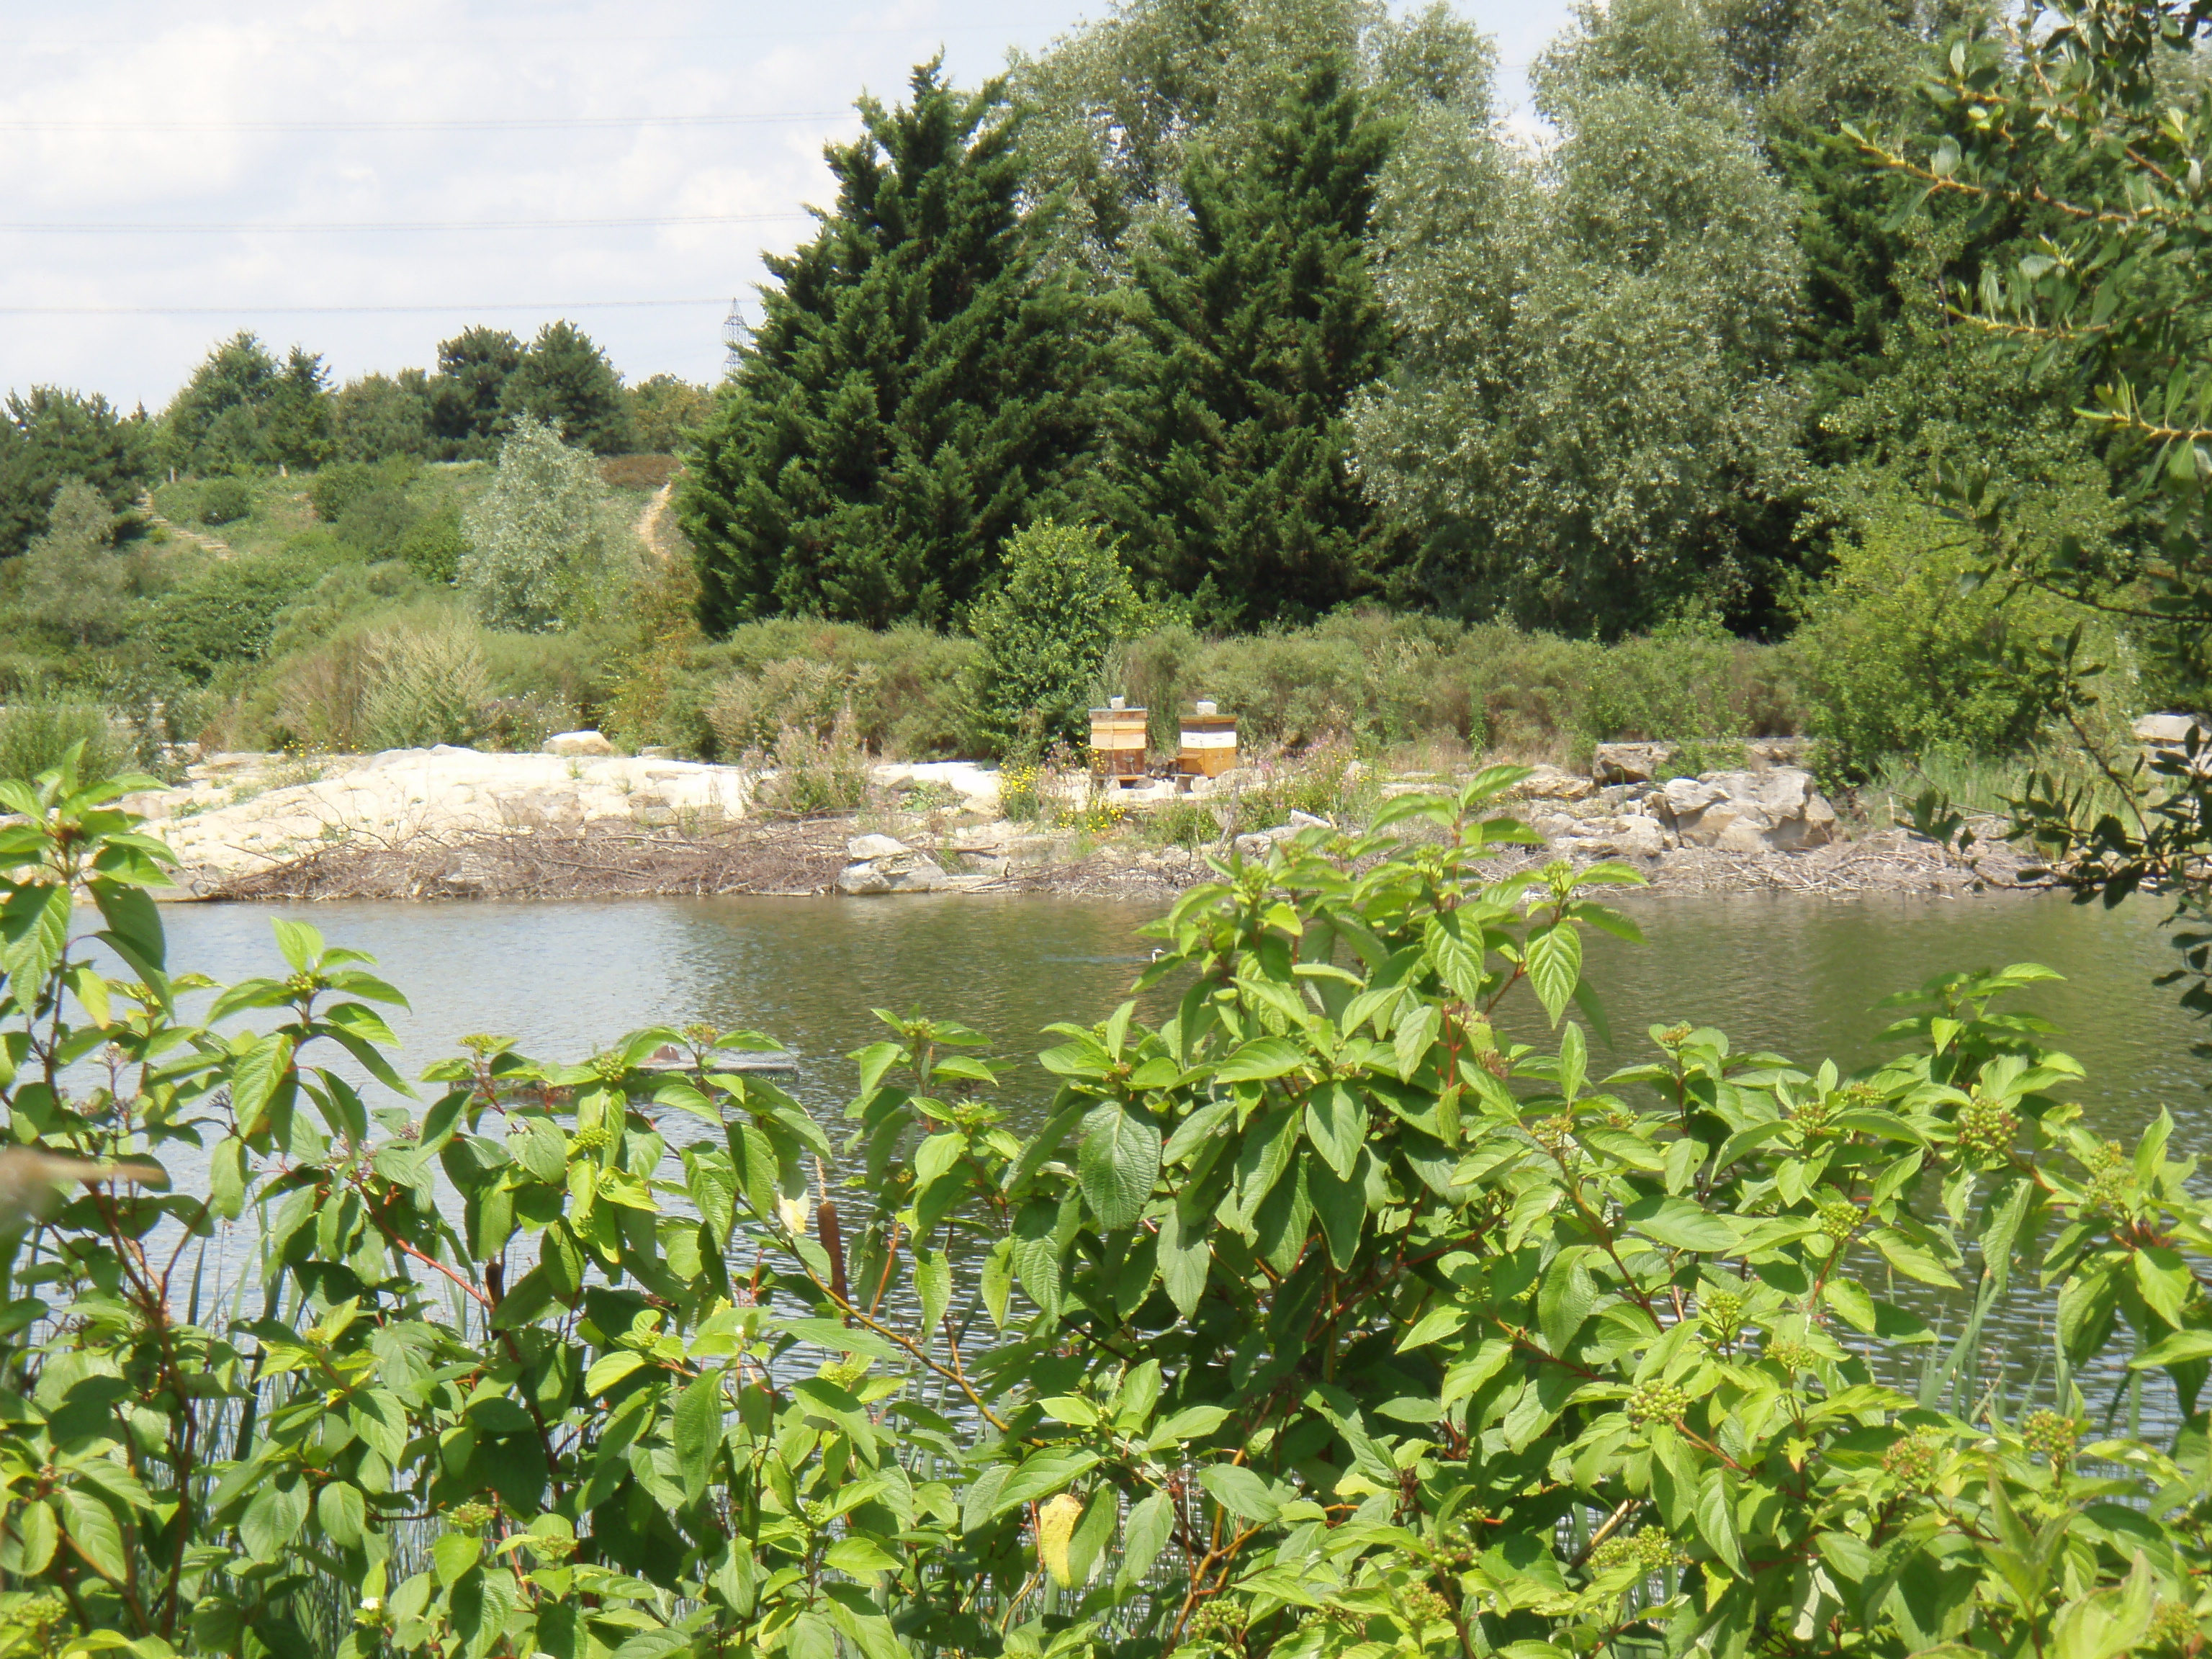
[0,762,2207,1658]
[0,388,153,560]
[679,60,1100,631]
[965,520,1143,755]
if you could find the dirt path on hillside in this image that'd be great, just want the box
[637,479,683,564]
[138,493,231,557]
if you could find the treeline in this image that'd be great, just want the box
[0,319,709,558]
[679,0,2142,647]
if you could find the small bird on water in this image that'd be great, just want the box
[0,1150,167,1234]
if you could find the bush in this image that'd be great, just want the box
[706,658,878,757]
[1791,485,2086,781]
[398,505,469,584]
[459,415,618,631]
[598,454,680,491]
[195,475,252,526]
[4,783,2198,1659]
[0,702,129,781]
[148,547,331,680]
[336,486,421,562]
[754,711,871,814]
[966,520,1141,758]
[359,623,493,750]
[670,621,978,760]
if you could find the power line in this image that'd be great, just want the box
[9,24,1034,48]
[0,110,850,132]
[0,298,728,315]
[0,212,815,233]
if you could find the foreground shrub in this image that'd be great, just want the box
[0,761,2204,1658]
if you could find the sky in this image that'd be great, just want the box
[0,0,1575,413]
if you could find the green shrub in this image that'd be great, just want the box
[672,621,979,760]
[755,713,871,814]
[148,547,331,680]
[1791,486,2087,781]
[359,623,493,750]
[398,503,468,583]
[195,475,253,526]
[966,521,1141,758]
[337,486,421,562]
[0,702,130,781]
[706,658,877,757]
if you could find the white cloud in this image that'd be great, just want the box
[0,0,1569,408]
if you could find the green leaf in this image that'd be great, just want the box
[238,1478,307,1566]
[1148,1406,1231,1448]
[317,1481,367,1550]
[90,879,165,977]
[1303,1084,1367,1181]
[673,1374,723,1506]
[1196,1464,1278,1523]
[1526,922,1581,1025]
[207,1136,247,1222]
[1117,1489,1174,1591]
[1079,1104,1160,1231]
[1214,1037,1307,1083]
[1696,1467,1745,1576]
[2133,1246,2193,1328]
[58,1489,127,1582]
[1868,1228,1961,1290]
[825,1535,902,1578]
[990,1451,1100,1516]
[1423,912,1484,1002]
[1157,1191,1210,1318]
[586,1352,647,1395]
[433,1532,480,1586]
[1393,1003,1441,1082]
[1,1499,56,1576]
[1623,1197,1738,1254]
[2130,1328,2212,1369]
[272,917,325,971]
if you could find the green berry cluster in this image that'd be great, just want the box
[1699,1291,1744,1345]
[1956,1092,2018,1161]
[1531,1114,1578,1153]
[2082,1142,2139,1213]
[446,1498,496,1530]
[1792,1094,1834,1133]
[1590,1529,1680,1573]
[1624,1381,1688,1426]
[1818,1201,1860,1241]
[590,1050,631,1084]
[568,1123,612,1154]
[1764,1341,1818,1373]
[2021,1409,2082,1465]
[1881,1431,1941,1490]
[2147,1598,2200,1655]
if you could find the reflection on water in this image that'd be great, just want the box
[162,888,2200,1135]
[156,888,2201,1430]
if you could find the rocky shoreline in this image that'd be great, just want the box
[123,742,2031,904]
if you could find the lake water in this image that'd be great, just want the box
[158,888,2199,1144]
[146,888,2204,1431]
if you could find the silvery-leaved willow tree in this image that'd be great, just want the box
[459,415,621,634]
[1352,0,1809,638]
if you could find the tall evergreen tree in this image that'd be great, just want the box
[1092,60,1404,627]
[499,320,635,457]
[679,60,1100,631]
[428,327,523,460]
[0,387,152,558]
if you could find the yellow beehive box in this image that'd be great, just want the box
[1089,699,1149,782]
[1177,700,1238,778]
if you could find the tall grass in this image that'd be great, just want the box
[0,703,132,781]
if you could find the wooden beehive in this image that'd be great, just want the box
[1177,703,1238,778]
[1088,703,1150,783]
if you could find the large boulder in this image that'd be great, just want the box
[1657,768,1836,852]
[1591,742,1676,783]
[544,730,615,757]
[837,835,948,894]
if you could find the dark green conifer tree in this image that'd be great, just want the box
[498,320,635,457]
[1093,60,1404,628]
[679,60,1099,631]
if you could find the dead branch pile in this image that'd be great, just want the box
[198,818,853,902]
